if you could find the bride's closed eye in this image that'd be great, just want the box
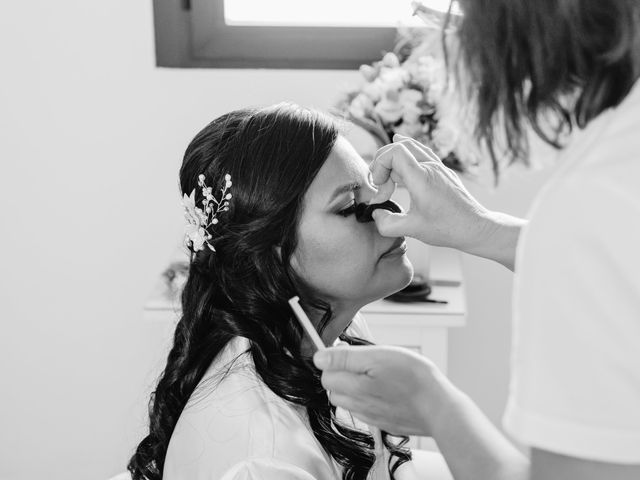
[338,201,357,217]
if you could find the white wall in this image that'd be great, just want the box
[0,2,552,479]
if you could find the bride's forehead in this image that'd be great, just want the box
[301,137,368,206]
[319,138,367,182]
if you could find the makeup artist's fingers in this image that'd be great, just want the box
[314,345,373,374]
[326,392,362,413]
[392,135,462,184]
[386,134,463,186]
[369,137,493,247]
[370,177,396,204]
[369,143,428,193]
[348,411,404,436]
[371,209,411,238]
[317,346,438,436]
[391,133,441,163]
[374,134,438,163]
[320,371,364,398]
[327,395,402,434]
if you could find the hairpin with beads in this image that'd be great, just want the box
[181,173,232,252]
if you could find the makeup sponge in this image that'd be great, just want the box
[355,200,402,223]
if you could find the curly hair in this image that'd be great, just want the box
[450,0,640,176]
[127,103,411,480]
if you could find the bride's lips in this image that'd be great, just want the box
[380,237,407,259]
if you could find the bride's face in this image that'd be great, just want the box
[292,135,413,313]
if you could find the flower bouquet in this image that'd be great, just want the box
[334,9,477,173]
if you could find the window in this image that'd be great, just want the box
[152,0,453,69]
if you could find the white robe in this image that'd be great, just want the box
[163,315,451,480]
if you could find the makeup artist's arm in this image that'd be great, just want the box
[369,135,526,271]
[315,346,529,480]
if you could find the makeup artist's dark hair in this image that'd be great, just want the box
[449,0,640,177]
[127,103,411,480]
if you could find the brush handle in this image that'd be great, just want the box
[288,297,390,480]
[371,426,391,480]
[288,296,326,351]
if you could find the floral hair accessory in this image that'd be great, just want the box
[181,173,232,252]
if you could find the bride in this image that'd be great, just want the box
[127,103,452,480]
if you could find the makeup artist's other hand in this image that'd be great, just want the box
[369,134,491,254]
[313,345,454,437]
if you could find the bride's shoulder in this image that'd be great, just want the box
[165,359,335,480]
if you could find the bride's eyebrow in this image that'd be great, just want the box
[326,182,361,205]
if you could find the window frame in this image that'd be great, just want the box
[152,0,399,69]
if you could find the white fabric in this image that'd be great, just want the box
[503,81,640,464]
[163,314,383,480]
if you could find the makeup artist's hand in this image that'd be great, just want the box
[313,344,458,436]
[369,134,525,271]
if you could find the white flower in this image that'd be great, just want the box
[182,190,207,226]
[394,121,423,138]
[414,56,445,86]
[349,93,375,118]
[398,89,423,108]
[359,64,378,82]
[397,89,425,125]
[378,67,409,93]
[431,119,460,157]
[381,52,400,68]
[408,56,447,105]
[374,98,404,124]
[402,103,423,125]
[181,173,233,252]
[186,226,208,251]
[362,80,385,102]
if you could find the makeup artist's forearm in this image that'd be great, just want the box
[428,370,530,480]
[463,212,527,271]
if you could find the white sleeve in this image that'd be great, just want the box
[220,458,320,480]
[504,176,640,464]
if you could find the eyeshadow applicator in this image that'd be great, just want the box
[288,296,391,480]
[355,199,402,223]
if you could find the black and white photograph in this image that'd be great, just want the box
[1,1,638,479]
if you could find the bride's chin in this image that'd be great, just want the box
[381,257,414,296]
[398,259,415,289]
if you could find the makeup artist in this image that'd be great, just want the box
[313,1,640,479]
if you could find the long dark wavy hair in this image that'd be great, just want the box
[128,103,411,480]
[448,0,640,175]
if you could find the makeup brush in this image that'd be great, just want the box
[288,296,391,480]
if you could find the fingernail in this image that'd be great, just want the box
[313,351,329,370]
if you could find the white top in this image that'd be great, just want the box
[503,81,640,464]
[163,315,390,480]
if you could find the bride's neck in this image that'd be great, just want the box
[299,301,360,353]
[320,303,359,346]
